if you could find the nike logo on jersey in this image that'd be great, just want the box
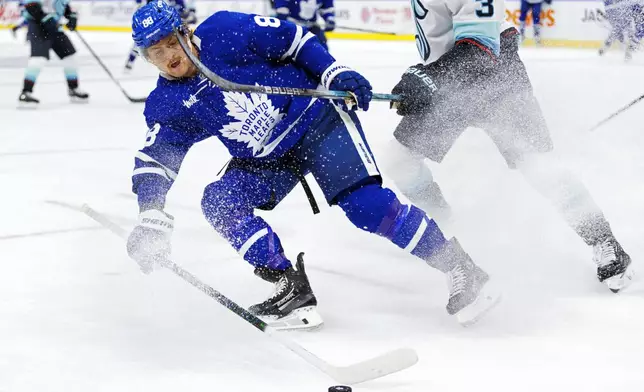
[183,78,210,109]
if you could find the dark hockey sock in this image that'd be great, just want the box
[62,54,79,89]
[573,213,614,246]
[23,56,46,93]
[66,78,79,90]
[22,79,35,93]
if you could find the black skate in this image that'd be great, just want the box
[18,91,39,107]
[249,253,323,331]
[68,88,89,103]
[433,239,501,326]
[593,237,634,293]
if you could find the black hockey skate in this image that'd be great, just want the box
[593,237,634,293]
[68,88,89,103]
[249,253,323,331]
[18,91,39,106]
[432,239,501,326]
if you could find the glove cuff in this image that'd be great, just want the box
[321,61,352,89]
[138,209,174,233]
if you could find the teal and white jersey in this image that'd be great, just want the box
[24,0,70,20]
[411,0,507,64]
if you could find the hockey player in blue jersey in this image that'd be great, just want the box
[125,1,499,330]
[599,0,638,60]
[18,0,89,104]
[274,0,335,49]
[519,0,550,45]
[124,0,197,71]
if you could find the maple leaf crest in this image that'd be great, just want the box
[219,90,284,156]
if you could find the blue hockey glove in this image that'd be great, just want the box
[324,17,336,32]
[126,209,174,274]
[322,63,373,111]
[275,7,289,20]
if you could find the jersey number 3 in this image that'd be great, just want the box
[476,0,494,17]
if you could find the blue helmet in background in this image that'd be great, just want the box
[132,0,182,49]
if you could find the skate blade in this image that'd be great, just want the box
[17,101,39,109]
[456,281,502,327]
[259,306,324,331]
[605,264,635,293]
[69,97,89,104]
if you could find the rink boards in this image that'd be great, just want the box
[0,0,612,47]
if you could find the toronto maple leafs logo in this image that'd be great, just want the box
[219,91,284,156]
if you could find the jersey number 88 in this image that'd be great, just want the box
[475,0,494,17]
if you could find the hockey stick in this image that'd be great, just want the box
[589,93,644,131]
[74,31,147,103]
[79,203,418,384]
[335,25,398,35]
[174,28,401,103]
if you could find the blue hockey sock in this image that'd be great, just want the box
[202,182,291,271]
[337,184,449,271]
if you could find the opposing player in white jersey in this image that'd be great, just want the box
[384,0,634,292]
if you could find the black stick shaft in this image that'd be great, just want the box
[590,94,644,131]
[163,261,270,331]
[174,29,401,102]
[75,31,147,103]
[80,204,269,331]
[336,25,398,35]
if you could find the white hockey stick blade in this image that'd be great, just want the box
[268,329,418,384]
[329,347,419,385]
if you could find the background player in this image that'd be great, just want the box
[10,0,29,38]
[599,0,638,60]
[126,1,499,330]
[519,0,550,44]
[19,0,88,105]
[273,0,335,49]
[383,0,634,293]
[124,0,197,71]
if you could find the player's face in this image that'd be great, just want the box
[146,33,198,78]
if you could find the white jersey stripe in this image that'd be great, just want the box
[281,24,304,61]
[333,106,379,177]
[239,228,269,258]
[404,218,428,253]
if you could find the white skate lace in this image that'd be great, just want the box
[447,265,467,298]
[593,238,617,268]
[267,276,289,301]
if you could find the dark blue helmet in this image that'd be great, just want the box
[132,0,182,49]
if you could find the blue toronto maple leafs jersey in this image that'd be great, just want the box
[133,11,339,210]
[274,0,335,25]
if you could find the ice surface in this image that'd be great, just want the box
[1,31,643,392]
